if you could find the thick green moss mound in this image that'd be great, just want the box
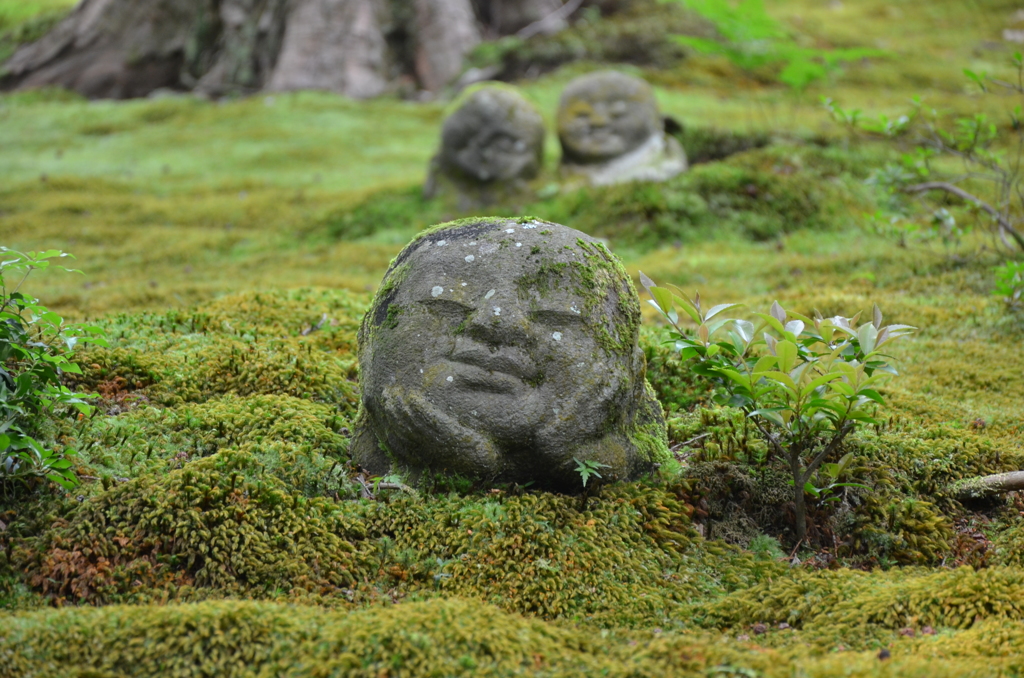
[699,566,1024,645]
[6,595,1024,677]
[323,144,879,252]
[11,451,369,605]
[73,289,363,408]
[74,393,351,494]
[539,144,878,247]
[362,483,704,626]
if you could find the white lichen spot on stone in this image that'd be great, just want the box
[461,282,467,286]
[420,368,424,373]
[471,410,477,416]
[437,240,447,246]
[516,242,522,247]
[552,332,562,341]
[465,255,475,263]
[484,289,496,300]
[469,241,476,246]
[431,286,444,297]
[446,376,454,382]
[570,304,581,314]
[493,307,501,316]
[505,228,515,233]
[523,224,537,229]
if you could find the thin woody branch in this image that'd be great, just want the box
[903,181,1024,250]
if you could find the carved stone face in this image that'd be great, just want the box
[352,218,667,490]
[438,86,545,184]
[557,71,661,164]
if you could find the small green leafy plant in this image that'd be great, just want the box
[574,458,610,489]
[1,247,107,493]
[639,272,914,543]
[824,55,1024,254]
[994,260,1024,309]
[664,0,881,93]
[804,451,867,503]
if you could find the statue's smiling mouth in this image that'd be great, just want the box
[448,346,537,390]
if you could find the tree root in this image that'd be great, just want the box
[950,471,1024,500]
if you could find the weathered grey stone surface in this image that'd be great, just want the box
[557,70,686,185]
[424,85,545,204]
[351,217,669,491]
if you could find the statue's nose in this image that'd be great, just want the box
[464,297,530,346]
[589,105,610,127]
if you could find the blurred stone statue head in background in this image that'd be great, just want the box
[425,85,545,204]
[351,218,668,490]
[557,70,687,185]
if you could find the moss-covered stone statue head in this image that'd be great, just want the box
[557,71,661,165]
[437,85,545,185]
[351,218,668,490]
[556,71,687,185]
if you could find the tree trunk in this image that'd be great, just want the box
[266,0,390,98]
[2,0,623,99]
[412,0,480,92]
[482,0,565,36]
[193,0,291,96]
[0,0,218,99]
[793,470,807,545]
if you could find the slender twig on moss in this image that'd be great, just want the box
[903,181,1024,250]
[750,417,786,461]
[670,432,712,451]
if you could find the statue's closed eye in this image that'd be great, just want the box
[421,298,473,328]
[530,309,587,326]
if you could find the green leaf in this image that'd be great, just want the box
[801,372,842,397]
[751,355,777,374]
[704,303,743,322]
[775,340,799,373]
[46,472,78,490]
[856,388,885,405]
[650,287,675,315]
[753,312,786,335]
[715,368,753,390]
[857,323,879,354]
[750,408,786,427]
[847,412,882,425]
[803,481,821,498]
[763,371,798,394]
[672,294,703,325]
[830,482,869,491]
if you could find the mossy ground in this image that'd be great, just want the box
[3,0,1024,675]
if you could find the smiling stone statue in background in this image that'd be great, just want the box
[351,218,668,490]
[424,85,545,206]
[557,70,687,185]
